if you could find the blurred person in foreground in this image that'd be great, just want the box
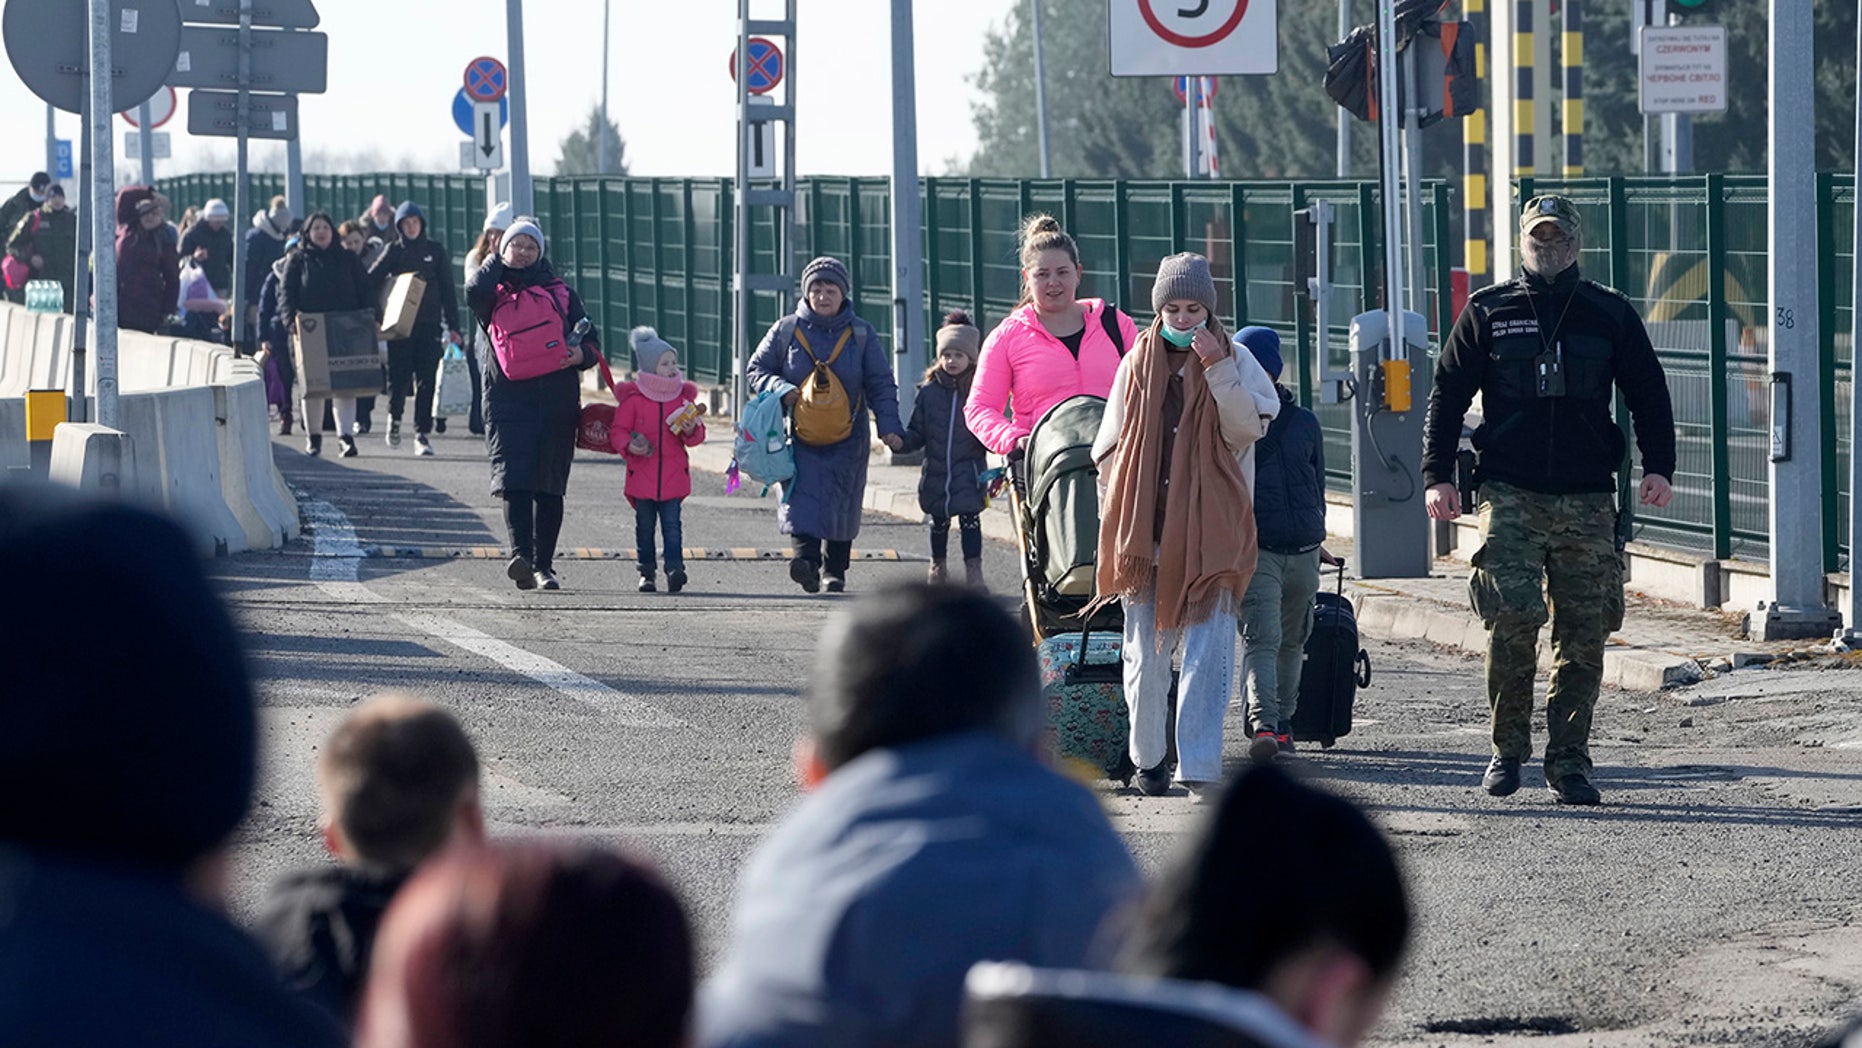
[0,485,342,1047]
[701,583,1143,1048]
[964,765,1410,1048]
[355,840,693,1048]
[251,694,485,1029]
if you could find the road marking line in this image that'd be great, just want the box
[295,488,686,728]
[396,613,688,728]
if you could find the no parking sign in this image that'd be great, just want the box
[1108,0,1278,77]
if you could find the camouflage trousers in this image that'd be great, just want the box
[1468,481,1625,780]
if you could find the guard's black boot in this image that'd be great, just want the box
[1548,772,1602,806]
[1482,756,1522,797]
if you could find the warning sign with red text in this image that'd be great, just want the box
[1639,25,1727,114]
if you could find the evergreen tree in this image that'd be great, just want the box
[966,0,1858,179]
[555,107,629,176]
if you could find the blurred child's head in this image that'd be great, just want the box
[1152,253,1218,334]
[1235,326,1284,381]
[358,841,694,1048]
[629,326,682,378]
[927,310,982,383]
[316,694,484,875]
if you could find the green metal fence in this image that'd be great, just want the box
[157,171,1861,566]
[1521,175,1857,568]
[158,171,1456,503]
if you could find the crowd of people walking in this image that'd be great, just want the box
[1,164,1816,1046]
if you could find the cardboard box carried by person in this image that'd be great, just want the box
[295,310,385,398]
[380,272,427,340]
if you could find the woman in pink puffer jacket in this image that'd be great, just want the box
[964,214,1138,454]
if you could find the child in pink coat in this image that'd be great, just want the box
[619,327,706,593]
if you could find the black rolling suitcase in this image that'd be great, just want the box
[1291,563,1370,748]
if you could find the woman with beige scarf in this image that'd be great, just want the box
[1091,253,1281,803]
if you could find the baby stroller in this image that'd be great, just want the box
[1009,395,1134,783]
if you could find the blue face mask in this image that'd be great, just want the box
[1159,320,1202,347]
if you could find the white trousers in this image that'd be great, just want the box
[1123,595,1241,784]
[302,397,358,437]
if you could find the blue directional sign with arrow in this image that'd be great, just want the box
[453,88,507,136]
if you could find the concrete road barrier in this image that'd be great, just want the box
[49,423,134,494]
[0,303,296,553]
[116,385,247,556]
[214,370,300,549]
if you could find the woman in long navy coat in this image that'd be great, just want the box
[746,256,905,594]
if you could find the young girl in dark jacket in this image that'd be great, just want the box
[897,311,990,589]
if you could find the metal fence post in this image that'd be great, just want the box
[1705,172,1732,560]
[716,176,733,384]
[651,178,667,337]
[925,177,943,317]
[1432,180,1453,342]
[967,181,987,328]
[1113,182,1131,308]
[1230,182,1250,329]
[1356,182,1377,312]
[1291,182,1312,406]
[683,178,698,365]
[1819,171,1841,572]
[1169,183,1187,256]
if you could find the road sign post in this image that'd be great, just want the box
[134,100,153,183]
[745,96,776,178]
[464,55,508,102]
[6,0,183,425]
[124,131,171,159]
[730,36,785,94]
[504,3,534,216]
[87,0,116,428]
[469,99,504,170]
[1108,0,1278,76]
[1762,0,1841,639]
[173,0,327,348]
[1638,24,1726,115]
[889,0,923,427]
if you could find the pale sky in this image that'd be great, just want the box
[0,0,1020,187]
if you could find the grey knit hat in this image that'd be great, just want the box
[629,326,678,373]
[801,256,851,297]
[1151,252,1218,315]
[503,217,545,257]
[934,310,983,363]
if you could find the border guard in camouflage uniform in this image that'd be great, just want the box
[1421,195,1677,806]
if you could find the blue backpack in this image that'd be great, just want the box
[731,388,796,492]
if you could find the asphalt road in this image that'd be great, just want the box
[213,426,1862,1047]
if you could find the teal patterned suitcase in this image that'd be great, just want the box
[1037,631,1133,783]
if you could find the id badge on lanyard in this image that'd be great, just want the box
[1535,340,1566,398]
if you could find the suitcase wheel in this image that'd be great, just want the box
[1321,737,1336,750]
[1355,651,1372,689]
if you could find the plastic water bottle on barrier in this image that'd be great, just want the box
[25,280,60,313]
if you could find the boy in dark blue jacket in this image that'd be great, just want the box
[1235,327,1336,760]
[897,311,990,589]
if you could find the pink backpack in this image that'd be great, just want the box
[488,281,574,381]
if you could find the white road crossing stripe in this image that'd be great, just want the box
[298,489,686,728]
[396,612,688,728]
